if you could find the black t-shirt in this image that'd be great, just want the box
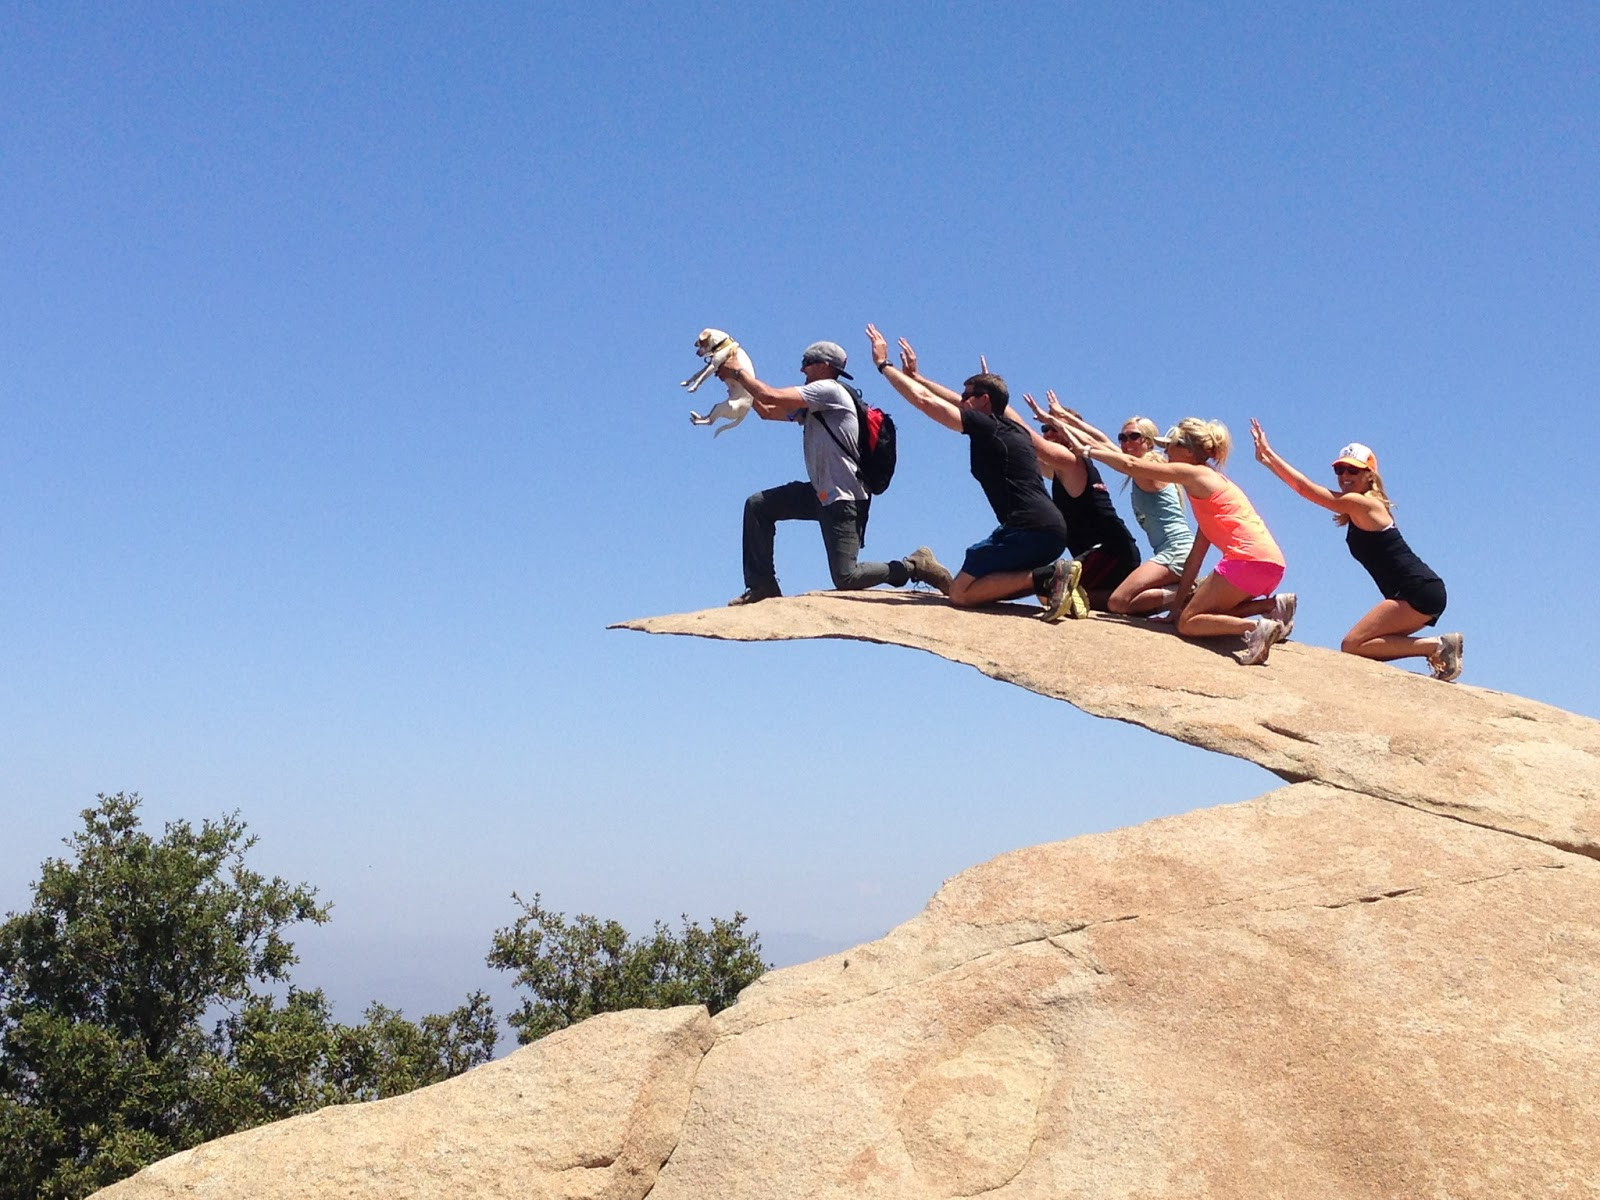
[961,409,1067,536]
[1051,460,1141,560]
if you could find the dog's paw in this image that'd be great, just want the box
[689,411,710,425]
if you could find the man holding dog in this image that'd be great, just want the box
[717,339,951,605]
[866,323,1079,616]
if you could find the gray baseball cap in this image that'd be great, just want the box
[801,340,853,379]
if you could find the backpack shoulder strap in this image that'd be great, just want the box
[810,384,864,464]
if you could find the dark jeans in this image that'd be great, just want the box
[742,481,910,593]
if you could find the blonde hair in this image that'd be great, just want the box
[1120,416,1186,507]
[1164,418,1231,467]
[1332,467,1396,527]
[1121,416,1163,459]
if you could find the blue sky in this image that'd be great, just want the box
[4,2,1596,1028]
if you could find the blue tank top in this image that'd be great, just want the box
[1129,482,1193,560]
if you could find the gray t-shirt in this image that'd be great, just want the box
[795,379,866,504]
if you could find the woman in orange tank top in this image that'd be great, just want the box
[1053,416,1294,666]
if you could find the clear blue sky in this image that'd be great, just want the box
[4,3,1596,1027]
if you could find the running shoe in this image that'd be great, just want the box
[1271,592,1297,640]
[1041,559,1083,623]
[1236,617,1284,665]
[1429,632,1464,682]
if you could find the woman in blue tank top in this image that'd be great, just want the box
[1030,404,1195,616]
[1251,421,1463,681]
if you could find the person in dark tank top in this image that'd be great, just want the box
[1250,422,1463,682]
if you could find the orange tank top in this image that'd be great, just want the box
[1190,478,1284,566]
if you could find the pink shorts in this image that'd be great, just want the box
[1214,557,1284,598]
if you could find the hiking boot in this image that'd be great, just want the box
[905,547,952,595]
[1271,592,1297,640]
[1236,617,1283,665]
[1429,632,1464,682]
[728,586,781,607]
[1041,559,1083,623]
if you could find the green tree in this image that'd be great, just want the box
[487,892,768,1043]
[0,794,495,1200]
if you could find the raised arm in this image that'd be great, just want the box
[1055,405,1119,451]
[1061,424,1209,490]
[1251,419,1384,521]
[893,337,964,404]
[1018,394,1088,488]
[867,324,964,432]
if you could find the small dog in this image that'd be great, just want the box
[682,328,754,436]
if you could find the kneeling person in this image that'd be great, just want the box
[718,339,950,605]
[868,325,1070,610]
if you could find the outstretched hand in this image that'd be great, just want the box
[865,323,890,368]
[1250,417,1272,464]
[1024,392,1067,435]
[897,338,919,376]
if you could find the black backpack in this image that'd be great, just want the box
[813,384,898,495]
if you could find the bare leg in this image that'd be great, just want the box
[1108,560,1181,615]
[949,569,1039,608]
[1175,573,1259,638]
[1341,599,1443,662]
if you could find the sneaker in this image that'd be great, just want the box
[1067,584,1091,619]
[1236,617,1283,665]
[1271,592,1297,640]
[905,547,952,595]
[1041,559,1083,623]
[1429,632,1464,682]
[728,586,780,606]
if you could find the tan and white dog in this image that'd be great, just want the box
[682,328,754,436]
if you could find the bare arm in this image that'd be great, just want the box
[1056,406,1119,451]
[867,324,964,432]
[1060,425,1213,492]
[718,365,807,420]
[1172,531,1211,611]
[1250,418,1387,523]
[1018,394,1088,490]
[892,337,966,404]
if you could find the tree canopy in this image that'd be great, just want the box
[487,892,768,1043]
[1,794,768,1198]
[0,794,494,1200]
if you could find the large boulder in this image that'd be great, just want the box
[97,593,1600,1199]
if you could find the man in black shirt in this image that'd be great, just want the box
[867,324,1073,612]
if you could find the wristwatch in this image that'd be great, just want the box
[876,360,890,373]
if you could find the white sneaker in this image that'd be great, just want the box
[1236,617,1283,666]
[1271,592,1297,640]
[1429,632,1464,682]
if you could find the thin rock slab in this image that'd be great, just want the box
[615,592,1600,856]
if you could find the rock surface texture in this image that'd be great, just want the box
[99,593,1600,1199]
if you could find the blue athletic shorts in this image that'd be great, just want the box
[959,526,1068,580]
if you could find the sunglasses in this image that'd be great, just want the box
[1117,431,1145,443]
[1333,464,1366,476]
